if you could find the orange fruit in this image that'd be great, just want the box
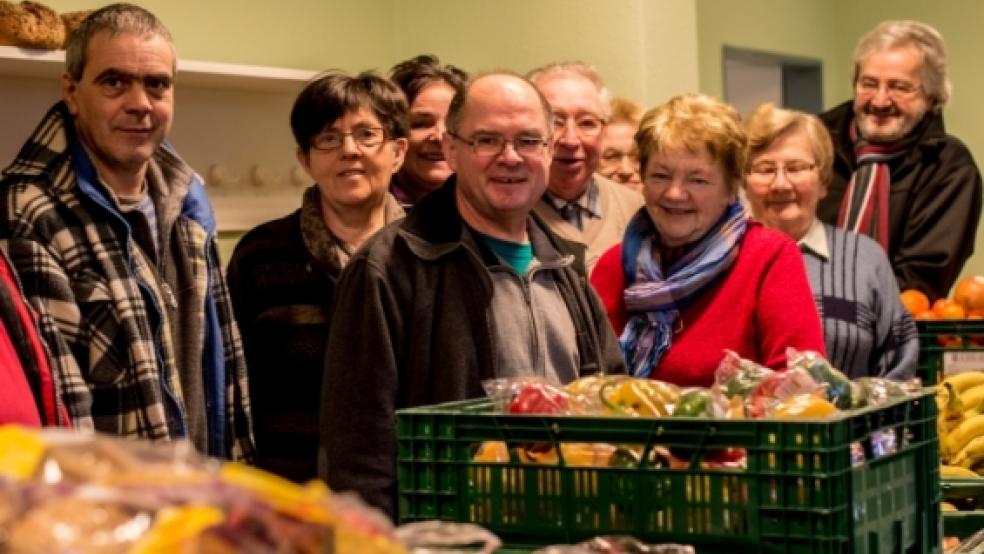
[955,275,984,311]
[940,302,967,320]
[900,289,930,316]
[934,298,958,318]
[915,310,938,320]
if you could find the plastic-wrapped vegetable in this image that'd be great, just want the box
[768,392,838,419]
[851,377,922,409]
[714,350,773,399]
[786,348,854,409]
[0,425,405,554]
[533,536,695,553]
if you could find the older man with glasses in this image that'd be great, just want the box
[817,20,982,300]
[527,62,643,272]
[319,71,625,518]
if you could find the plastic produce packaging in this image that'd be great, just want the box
[0,425,406,553]
[532,536,695,553]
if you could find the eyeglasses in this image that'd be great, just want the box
[856,77,923,100]
[552,114,606,139]
[746,161,817,186]
[311,126,386,151]
[448,131,549,157]
[600,150,639,164]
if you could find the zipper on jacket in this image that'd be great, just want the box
[518,271,541,376]
[91,195,188,438]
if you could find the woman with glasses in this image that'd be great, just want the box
[389,55,467,210]
[743,102,917,379]
[598,97,643,191]
[589,93,825,385]
[226,71,408,481]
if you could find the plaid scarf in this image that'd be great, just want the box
[620,201,748,377]
[836,122,907,252]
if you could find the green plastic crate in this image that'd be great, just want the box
[942,478,984,510]
[917,320,984,385]
[396,391,940,553]
[942,511,984,541]
[942,478,984,541]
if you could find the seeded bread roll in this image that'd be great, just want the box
[0,1,65,49]
[60,9,90,49]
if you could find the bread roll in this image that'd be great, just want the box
[0,1,65,50]
[60,9,90,49]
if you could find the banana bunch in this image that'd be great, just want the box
[938,372,984,474]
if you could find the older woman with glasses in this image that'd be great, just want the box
[598,96,644,191]
[590,94,825,385]
[226,71,408,482]
[743,102,917,379]
[389,54,468,209]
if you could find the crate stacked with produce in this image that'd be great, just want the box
[397,350,939,553]
[903,277,984,385]
[937,371,984,551]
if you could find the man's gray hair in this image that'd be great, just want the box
[525,61,611,119]
[66,3,175,81]
[445,70,554,137]
[852,19,950,112]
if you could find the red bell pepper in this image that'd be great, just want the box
[508,383,568,414]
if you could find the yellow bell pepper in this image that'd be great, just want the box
[601,379,670,417]
[771,393,837,419]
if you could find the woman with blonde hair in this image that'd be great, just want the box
[743,102,916,379]
[590,94,825,385]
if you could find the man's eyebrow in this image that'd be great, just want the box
[92,68,173,83]
[92,68,137,81]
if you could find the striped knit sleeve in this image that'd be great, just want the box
[859,232,919,379]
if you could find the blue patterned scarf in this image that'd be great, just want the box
[620,201,748,377]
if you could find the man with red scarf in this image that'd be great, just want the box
[817,20,982,301]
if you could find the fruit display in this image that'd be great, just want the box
[0,425,406,554]
[903,275,984,320]
[938,371,984,471]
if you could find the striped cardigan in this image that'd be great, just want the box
[801,223,918,380]
[0,102,254,460]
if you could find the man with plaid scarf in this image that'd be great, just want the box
[817,20,982,300]
[0,4,253,460]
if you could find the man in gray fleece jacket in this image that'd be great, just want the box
[319,72,625,518]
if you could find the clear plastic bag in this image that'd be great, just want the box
[0,425,406,554]
[533,536,695,553]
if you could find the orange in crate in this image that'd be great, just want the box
[915,309,937,320]
[900,289,930,316]
[934,299,966,319]
[954,275,984,312]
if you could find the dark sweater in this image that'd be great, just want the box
[226,186,403,482]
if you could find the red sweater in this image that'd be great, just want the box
[590,223,826,387]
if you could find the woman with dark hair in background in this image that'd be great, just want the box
[226,71,408,482]
[389,54,468,209]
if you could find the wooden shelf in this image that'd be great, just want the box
[0,45,317,93]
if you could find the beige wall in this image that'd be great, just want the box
[43,0,397,71]
[391,0,698,106]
